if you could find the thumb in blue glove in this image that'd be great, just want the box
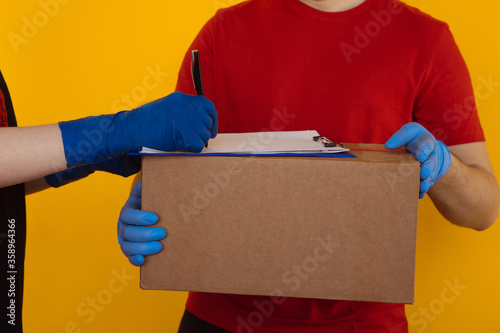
[59,92,218,168]
[385,122,451,199]
[118,181,166,266]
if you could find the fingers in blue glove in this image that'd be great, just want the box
[121,241,163,267]
[120,206,158,226]
[385,123,433,159]
[420,153,438,180]
[419,179,434,199]
[385,122,451,199]
[121,181,143,211]
[169,93,217,149]
[201,96,218,139]
[171,118,210,153]
[120,241,163,258]
[128,255,145,266]
[407,133,435,163]
[120,224,166,242]
[118,182,166,266]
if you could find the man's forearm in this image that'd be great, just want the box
[428,153,499,231]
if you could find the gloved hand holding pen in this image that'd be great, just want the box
[45,92,218,187]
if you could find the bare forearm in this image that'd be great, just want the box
[428,153,499,231]
[0,124,67,188]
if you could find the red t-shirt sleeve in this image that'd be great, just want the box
[413,25,485,145]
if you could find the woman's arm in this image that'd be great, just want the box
[0,124,66,188]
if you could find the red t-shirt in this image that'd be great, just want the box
[175,0,485,332]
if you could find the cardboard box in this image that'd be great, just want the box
[140,144,420,304]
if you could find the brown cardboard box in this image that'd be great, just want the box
[140,144,420,304]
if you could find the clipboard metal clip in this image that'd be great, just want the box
[313,135,344,148]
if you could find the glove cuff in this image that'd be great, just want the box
[45,165,96,188]
[59,112,130,167]
[436,141,451,182]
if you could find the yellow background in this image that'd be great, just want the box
[1,0,499,332]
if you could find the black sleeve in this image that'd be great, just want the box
[0,69,26,333]
[0,70,18,127]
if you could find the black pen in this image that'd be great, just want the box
[191,50,208,148]
[191,50,204,96]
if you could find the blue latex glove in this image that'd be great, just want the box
[118,182,166,266]
[45,154,140,187]
[59,92,218,167]
[385,122,451,198]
